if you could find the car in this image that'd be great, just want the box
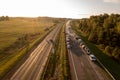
[75,37,80,40]
[80,42,84,46]
[66,38,70,42]
[81,45,85,49]
[66,42,70,45]
[77,39,82,44]
[89,54,96,61]
[86,49,91,55]
[67,44,71,49]
[66,37,69,40]
[78,38,82,42]
[85,47,88,50]
[85,47,91,55]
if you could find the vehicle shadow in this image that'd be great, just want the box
[69,38,84,57]
[67,38,105,70]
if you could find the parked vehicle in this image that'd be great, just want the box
[86,49,91,55]
[80,42,84,46]
[75,36,80,40]
[67,41,70,45]
[77,39,82,44]
[81,45,85,49]
[78,38,82,41]
[89,54,96,61]
[66,38,70,42]
[67,44,71,49]
[85,47,91,55]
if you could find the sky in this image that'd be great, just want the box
[0,0,120,19]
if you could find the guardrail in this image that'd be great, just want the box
[71,25,116,80]
[80,42,116,80]
[96,58,116,80]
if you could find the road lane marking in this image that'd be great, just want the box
[35,45,52,80]
[69,50,79,80]
[80,46,105,80]
[66,21,78,80]
[10,42,47,80]
[20,42,48,79]
[9,24,62,80]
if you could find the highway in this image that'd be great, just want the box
[2,23,63,80]
[66,20,113,80]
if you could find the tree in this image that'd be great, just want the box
[112,47,120,62]
[97,28,104,44]
[116,22,120,34]
[88,31,98,43]
[112,47,119,57]
[72,13,120,62]
[103,18,114,29]
[99,44,105,50]
[0,16,9,21]
[0,16,5,21]
[104,46,113,56]
[5,16,9,20]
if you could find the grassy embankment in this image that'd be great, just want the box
[0,17,55,79]
[71,21,120,80]
[41,23,71,80]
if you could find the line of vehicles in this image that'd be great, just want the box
[77,37,97,61]
[65,26,97,62]
[66,33,71,49]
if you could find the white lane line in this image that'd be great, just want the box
[35,45,52,80]
[66,21,78,80]
[81,46,104,80]
[10,25,61,80]
[20,42,47,79]
[69,50,78,80]
[10,42,47,80]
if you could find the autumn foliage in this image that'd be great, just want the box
[71,14,120,62]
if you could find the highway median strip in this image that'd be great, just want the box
[40,22,71,80]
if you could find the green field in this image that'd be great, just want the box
[0,17,54,52]
[0,17,57,79]
[41,23,70,80]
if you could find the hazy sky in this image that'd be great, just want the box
[0,0,120,18]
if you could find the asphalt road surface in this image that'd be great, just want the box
[2,23,63,80]
[66,20,113,80]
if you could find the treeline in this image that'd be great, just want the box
[0,16,9,21]
[72,14,120,62]
[37,17,66,24]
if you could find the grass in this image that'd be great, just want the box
[71,23,120,80]
[59,24,70,80]
[0,25,55,79]
[0,17,55,79]
[0,17,54,52]
[41,22,70,80]
[41,24,62,80]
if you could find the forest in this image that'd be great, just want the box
[71,14,120,62]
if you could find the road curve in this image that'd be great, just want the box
[2,23,63,80]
